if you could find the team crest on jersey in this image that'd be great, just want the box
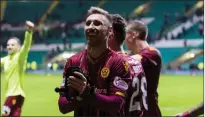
[123,61,129,72]
[101,67,110,79]
[12,99,16,105]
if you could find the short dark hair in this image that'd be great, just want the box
[111,14,127,45]
[9,37,21,45]
[86,6,112,26]
[127,20,148,40]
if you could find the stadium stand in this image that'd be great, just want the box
[4,1,51,24]
[0,0,203,71]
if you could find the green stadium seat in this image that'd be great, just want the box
[5,1,51,24]
[158,48,187,65]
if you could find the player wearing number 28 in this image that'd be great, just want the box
[125,20,162,116]
[108,14,148,116]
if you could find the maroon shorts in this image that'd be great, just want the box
[2,95,24,117]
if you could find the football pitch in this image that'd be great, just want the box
[1,73,203,116]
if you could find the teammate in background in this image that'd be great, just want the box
[109,14,148,116]
[125,20,162,116]
[175,101,204,117]
[1,21,34,116]
[58,7,132,116]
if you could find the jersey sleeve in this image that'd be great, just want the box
[58,58,88,114]
[141,50,160,67]
[18,31,33,63]
[109,57,132,97]
[189,101,204,116]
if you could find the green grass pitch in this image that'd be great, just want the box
[1,73,203,116]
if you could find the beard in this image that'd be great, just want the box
[86,33,107,47]
[87,37,105,47]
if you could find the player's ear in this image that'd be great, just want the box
[17,44,21,51]
[132,32,139,39]
[107,26,113,39]
[107,26,113,34]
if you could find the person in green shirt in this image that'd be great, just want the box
[1,21,34,117]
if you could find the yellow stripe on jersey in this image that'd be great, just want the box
[115,91,125,97]
[148,46,156,51]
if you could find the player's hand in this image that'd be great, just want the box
[68,71,87,94]
[25,21,35,32]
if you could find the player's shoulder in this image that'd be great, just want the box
[110,50,128,62]
[130,54,143,62]
[142,46,161,57]
[148,46,160,55]
[116,51,128,56]
[110,51,131,71]
[128,55,143,70]
[115,52,140,63]
[65,50,86,63]
[1,56,8,60]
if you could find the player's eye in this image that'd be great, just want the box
[93,20,102,26]
[127,32,131,36]
[86,21,91,26]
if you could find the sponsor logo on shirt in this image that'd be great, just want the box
[101,67,110,79]
[95,89,107,94]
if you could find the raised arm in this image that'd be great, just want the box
[19,21,34,62]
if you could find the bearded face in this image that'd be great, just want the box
[84,14,110,47]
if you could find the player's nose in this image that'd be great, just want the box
[86,28,97,34]
[7,47,12,50]
[87,22,96,28]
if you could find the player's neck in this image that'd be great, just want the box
[110,45,121,52]
[87,44,108,59]
[8,52,16,58]
[134,40,149,54]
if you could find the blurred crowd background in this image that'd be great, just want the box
[0,0,204,74]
